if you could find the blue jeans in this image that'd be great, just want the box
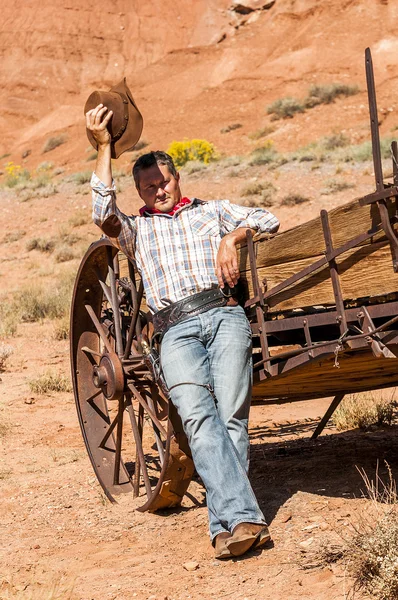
[160,305,266,541]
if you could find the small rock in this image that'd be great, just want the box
[24,397,35,405]
[299,537,314,549]
[33,544,40,549]
[183,561,199,571]
[281,513,292,523]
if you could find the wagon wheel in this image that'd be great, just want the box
[70,239,194,511]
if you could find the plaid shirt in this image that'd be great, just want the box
[91,173,279,312]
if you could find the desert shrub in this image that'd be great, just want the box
[42,134,67,153]
[70,171,92,185]
[0,343,13,371]
[334,137,394,163]
[58,229,80,246]
[281,193,310,206]
[3,162,30,187]
[241,180,276,197]
[322,178,355,194]
[347,465,398,600]
[266,97,305,120]
[2,230,26,243]
[68,211,90,228]
[29,371,72,394]
[14,271,75,323]
[305,82,359,107]
[54,245,76,263]
[333,393,396,431]
[248,140,278,166]
[26,237,55,253]
[322,132,350,150]
[220,123,242,134]
[0,300,18,337]
[241,181,277,208]
[167,139,217,167]
[248,126,275,140]
[53,317,69,340]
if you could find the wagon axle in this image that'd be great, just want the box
[91,350,125,401]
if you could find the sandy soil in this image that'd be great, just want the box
[2,1,398,598]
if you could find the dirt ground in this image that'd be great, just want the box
[1,317,398,600]
[1,149,398,600]
[2,1,398,598]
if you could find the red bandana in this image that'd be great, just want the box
[139,197,191,217]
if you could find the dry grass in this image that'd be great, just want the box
[332,392,396,431]
[321,178,355,195]
[68,211,90,228]
[13,269,75,323]
[240,181,277,207]
[346,463,398,600]
[0,300,18,337]
[0,343,13,371]
[42,134,67,153]
[280,193,310,206]
[220,123,242,134]
[54,245,76,263]
[28,371,72,394]
[53,317,69,340]
[248,126,275,140]
[26,237,55,253]
[2,230,26,244]
[267,97,305,120]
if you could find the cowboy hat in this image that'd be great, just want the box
[84,78,143,159]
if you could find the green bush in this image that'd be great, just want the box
[266,97,305,120]
[248,141,278,166]
[305,83,359,107]
[167,139,217,168]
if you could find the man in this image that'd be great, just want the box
[86,103,280,559]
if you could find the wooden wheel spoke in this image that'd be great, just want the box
[85,304,113,353]
[81,346,100,366]
[125,399,152,497]
[127,383,168,438]
[133,404,144,497]
[86,390,111,423]
[98,407,121,450]
[113,395,126,486]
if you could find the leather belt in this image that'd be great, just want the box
[153,287,237,337]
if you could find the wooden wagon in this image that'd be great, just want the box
[70,49,398,511]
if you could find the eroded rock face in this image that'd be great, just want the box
[231,0,275,14]
[0,0,231,136]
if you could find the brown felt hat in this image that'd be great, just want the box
[84,78,143,159]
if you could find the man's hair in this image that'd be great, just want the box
[133,151,178,188]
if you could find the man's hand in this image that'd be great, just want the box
[85,104,113,148]
[216,228,256,288]
[85,104,113,187]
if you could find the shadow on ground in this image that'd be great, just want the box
[248,422,398,524]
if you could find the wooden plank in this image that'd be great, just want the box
[252,347,398,400]
[239,241,398,312]
[237,196,397,271]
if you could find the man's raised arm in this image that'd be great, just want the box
[85,104,113,187]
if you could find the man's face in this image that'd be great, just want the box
[137,163,182,212]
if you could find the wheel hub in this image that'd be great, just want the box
[92,351,125,400]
